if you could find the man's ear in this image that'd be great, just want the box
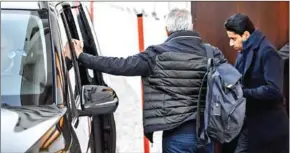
[242,31,250,41]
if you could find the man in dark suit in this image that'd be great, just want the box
[224,13,289,153]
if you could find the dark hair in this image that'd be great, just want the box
[224,13,255,35]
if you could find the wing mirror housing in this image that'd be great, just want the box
[79,85,118,116]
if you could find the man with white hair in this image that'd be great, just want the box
[67,8,225,153]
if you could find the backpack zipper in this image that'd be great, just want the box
[226,98,245,130]
[228,98,245,116]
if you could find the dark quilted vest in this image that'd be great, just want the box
[142,51,208,142]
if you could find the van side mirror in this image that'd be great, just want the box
[79,85,118,116]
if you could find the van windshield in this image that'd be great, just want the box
[1,9,53,106]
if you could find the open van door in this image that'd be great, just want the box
[73,3,117,153]
[77,3,116,153]
[61,2,117,153]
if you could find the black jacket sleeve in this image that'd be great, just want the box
[77,48,155,76]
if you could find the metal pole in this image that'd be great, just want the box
[137,13,150,153]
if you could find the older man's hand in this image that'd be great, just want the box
[62,39,84,60]
[72,39,84,58]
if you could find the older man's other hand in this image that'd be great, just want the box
[63,42,71,60]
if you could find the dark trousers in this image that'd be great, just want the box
[234,125,248,153]
[234,124,289,153]
[162,121,213,153]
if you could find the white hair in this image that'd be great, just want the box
[165,8,193,33]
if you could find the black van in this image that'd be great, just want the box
[1,2,118,153]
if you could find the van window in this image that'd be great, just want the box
[1,9,53,106]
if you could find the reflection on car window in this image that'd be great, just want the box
[1,9,53,106]
[57,13,79,99]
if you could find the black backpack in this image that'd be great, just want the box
[196,44,246,147]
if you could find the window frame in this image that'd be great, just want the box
[55,4,83,109]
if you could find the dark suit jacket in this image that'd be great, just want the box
[235,30,289,152]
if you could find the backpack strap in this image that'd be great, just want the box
[196,71,208,143]
[204,43,214,59]
[195,44,215,147]
[204,43,215,71]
